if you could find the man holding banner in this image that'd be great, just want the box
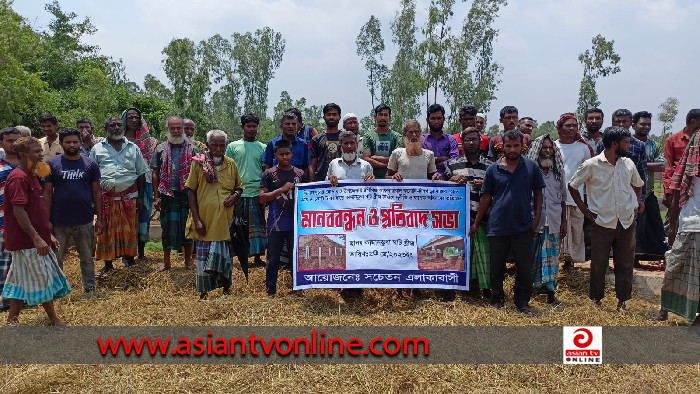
[470,130,544,316]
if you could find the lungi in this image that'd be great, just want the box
[235,196,267,255]
[561,205,585,264]
[160,190,193,251]
[1,248,71,306]
[138,182,153,243]
[635,193,670,258]
[532,228,561,294]
[660,232,700,323]
[196,241,233,293]
[470,224,490,289]
[96,197,138,260]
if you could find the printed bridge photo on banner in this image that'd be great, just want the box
[293,180,471,290]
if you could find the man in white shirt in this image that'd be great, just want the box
[555,113,591,271]
[568,126,644,312]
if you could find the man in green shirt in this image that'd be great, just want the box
[225,113,267,266]
[362,104,403,179]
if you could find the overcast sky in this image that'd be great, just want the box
[13,0,700,134]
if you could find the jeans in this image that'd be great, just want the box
[489,230,534,308]
[54,223,95,290]
[266,230,294,295]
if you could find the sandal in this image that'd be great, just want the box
[155,266,171,273]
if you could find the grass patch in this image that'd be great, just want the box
[144,240,163,252]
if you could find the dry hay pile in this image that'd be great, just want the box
[1,249,698,393]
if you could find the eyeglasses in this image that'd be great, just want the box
[463,138,481,143]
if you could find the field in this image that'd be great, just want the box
[1,248,699,393]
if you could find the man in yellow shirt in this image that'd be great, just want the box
[38,113,63,158]
[186,130,243,300]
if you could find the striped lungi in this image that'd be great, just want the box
[195,241,233,293]
[138,182,153,243]
[661,232,700,323]
[96,197,138,260]
[1,248,71,306]
[470,224,490,289]
[236,196,266,255]
[532,228,561,294]
[0,237,12,308]
[160,190,193,251]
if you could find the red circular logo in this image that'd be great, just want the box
[573,328,593,348]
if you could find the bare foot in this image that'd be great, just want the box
[6,317,19,325]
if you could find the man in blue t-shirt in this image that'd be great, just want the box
[469,130,544,315]
[44,128,103,292]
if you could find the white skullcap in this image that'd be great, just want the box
[341,113,358,125]
[476,113,485,118]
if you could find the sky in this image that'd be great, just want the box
[13,0,700,135]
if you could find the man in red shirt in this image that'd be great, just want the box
[452,105,489,157]
[2,137,71,325]
[663,109,700,207]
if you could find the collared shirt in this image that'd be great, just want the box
[537,170,567,233]
[90,139,148,196]
[663,129,692,194]
[226,139,266,198]
[569,153,644,230]
[596,136,648,197]
[481,157,545,236]
[421,132,459,176]
[326,157,373,181]
[185,156,243,241]
[262,136,311,170]
[39,136,63,158]
[643,137,665,197]
[444,156,492,224]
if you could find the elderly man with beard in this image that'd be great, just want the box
[90,116,148,276]
[387,121,438,181]
[527,135,567,305]
[152,116,199,272]
[3,137,71,325]
[444,127,492,298]
[184,118,207,152]
[569,127,644,311]
[122,107,158,259]
[187,130,243,300]
[470,130,544,315]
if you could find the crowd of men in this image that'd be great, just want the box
[0,102,699,326]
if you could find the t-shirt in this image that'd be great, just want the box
[263,136,311,170]
[555,140,591,206]
[311,132,341,181]
[225,139,266,198]
[362,130,404,179]
[481,157,545,237]
[4,168,52,251]
[260,166,306,232]
[444,156,491,224]
[151,142,199,191]
[387,148,437,180]
[45,155,101,227]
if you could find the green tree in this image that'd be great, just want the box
[161,38,197,113]
[531,120,558,140]
[419,0,454,107]
[356,15,388,109]
[443,0,506,131]
[658,97,679,136]
[576,34,621,121]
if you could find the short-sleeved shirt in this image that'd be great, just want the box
[4,168,52,251]
[260,166,306,232]
[326,158,373,181]
[90,139,148,196]
[421,132,459,176]
[263,136,311,170]
[444,156,491,224]
[662,130,691,194]
[45,155,101,227]
[151,141,199,191]
[481,157,545,236]
[39,136,63,158]
[0,159,16,233]
[537,170,567,233]
[596,136,647,197]
[362,130,404,179]
[311,132,341,181]
[555,140,591,206]
[225,139,266,198]
[569,153,644,230]
[185,157,244,241]
[387,148,437,180]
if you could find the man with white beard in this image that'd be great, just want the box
[152,116,199,272]
[90,116,148,276]
[183,118,207,152]
[386,120,439,181]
